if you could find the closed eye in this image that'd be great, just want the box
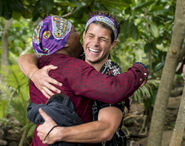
[87,34,94,38]
[99,37,109,42]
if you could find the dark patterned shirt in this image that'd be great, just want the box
[92,56,127,146]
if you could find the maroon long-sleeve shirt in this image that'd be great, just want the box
[29,53,148,146]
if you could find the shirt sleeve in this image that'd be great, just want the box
[99,102,124,112]
[52,59,148,104]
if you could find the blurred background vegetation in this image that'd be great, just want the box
[0,0,183,145]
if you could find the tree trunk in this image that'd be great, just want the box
[1,19,12,67]
[147,0,185,146]
[169,85,185,146]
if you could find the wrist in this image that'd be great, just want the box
[133,63,149,79]
[28,68,39,80]
[54,127,65,142]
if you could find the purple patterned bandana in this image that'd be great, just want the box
[85,15,118,40]
[32,16,72,56]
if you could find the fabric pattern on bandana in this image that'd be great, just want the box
[85,15,118,40]
[33,21,43,45]
[32,15,72,57]
[52,16,71,40]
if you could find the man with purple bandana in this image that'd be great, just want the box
[18,12,148,146]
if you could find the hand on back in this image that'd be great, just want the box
[31,65,62,98]
[37,108,62,144]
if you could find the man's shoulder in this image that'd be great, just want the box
[48,54,87,65]
[49,54,94,72]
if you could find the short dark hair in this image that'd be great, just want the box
[85,11,120,43]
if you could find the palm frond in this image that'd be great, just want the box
[132,78,160,103]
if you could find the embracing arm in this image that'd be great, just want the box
[61,62,149,104]
[59,106,122,143]
[37,107,122,144]
[17,54,62,98]
[17,54,38,79]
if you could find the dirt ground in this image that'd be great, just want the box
[125,95,185,146]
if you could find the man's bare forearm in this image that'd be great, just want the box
[17,54,38,78]
[58,121,109,143]
[54,107,122,143]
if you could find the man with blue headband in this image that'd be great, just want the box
[18,11,148,146]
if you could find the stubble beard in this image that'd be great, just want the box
[86,53,109,66]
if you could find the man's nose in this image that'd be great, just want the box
[92,37,99,46]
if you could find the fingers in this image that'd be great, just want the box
[31,64,63,98]
[140,80,146,87]
[37,109,57,144]
[45,65,58,72]
[41,65,62,92]
[41,82,61,99]
[39,108,52,121]
[37,131,45,141]
[45,82,61,94]
[43,86,55,96]
[41,89,51,99]
[42,140,47,144]
[47,77,63,87]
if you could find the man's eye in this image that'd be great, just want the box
[87,35,93,38]
[100,38,107,42]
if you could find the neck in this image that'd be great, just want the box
[86,59,108,72]
[55,50,69,56]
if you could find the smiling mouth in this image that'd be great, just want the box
[88,47,100,53]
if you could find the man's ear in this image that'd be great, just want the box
[110,40,117,51]
[83,32,86,41]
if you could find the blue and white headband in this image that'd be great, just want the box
[85,15,118,40]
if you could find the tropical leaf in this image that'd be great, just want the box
[0,65,29,124]
[133,1,154,11]
[132,79,160,103]
[149,22,159,38]
[0,99,9,118]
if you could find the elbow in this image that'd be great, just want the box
[96,122,115,142]
[99,124,115,141]
[100,130,114,142]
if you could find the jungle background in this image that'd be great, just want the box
[0,0,185,146]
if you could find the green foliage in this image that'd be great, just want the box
[0,78,16,118]
[0,65,29,123]
[110,0,175,80]
[0,0,178,139]
[0,64,34,139]
[0,0,24,19]
[133,78,160,112]
[8,18,33,57]
[0,98,10,118]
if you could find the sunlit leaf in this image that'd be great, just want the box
[133,1,154,11]
[150,22,159,38]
